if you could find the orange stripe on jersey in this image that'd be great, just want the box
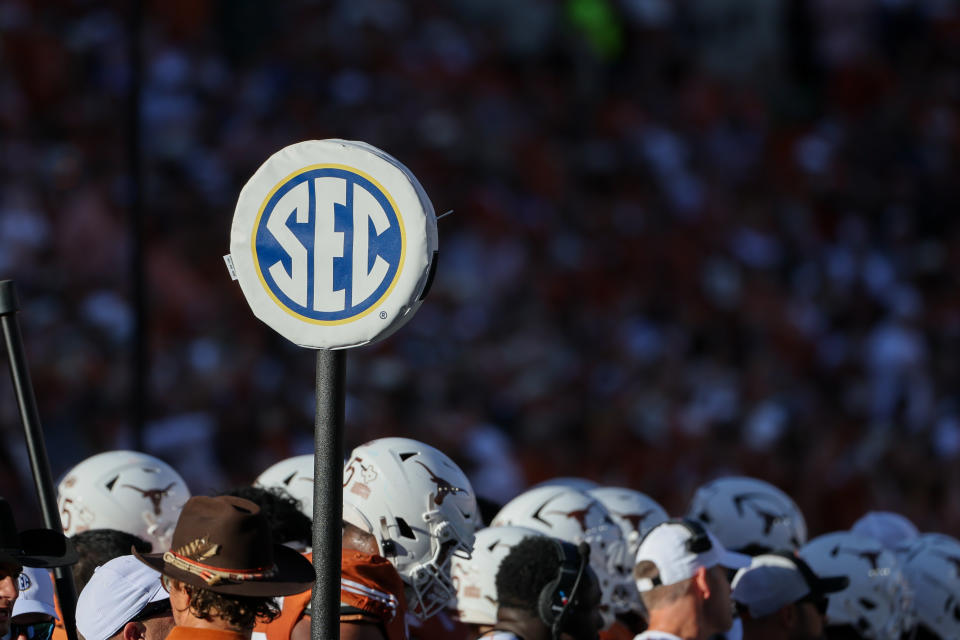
[255,550,408,640]
[598,619,636,640]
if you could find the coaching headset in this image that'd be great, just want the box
[635,518,714,588]
[537,540,593,640]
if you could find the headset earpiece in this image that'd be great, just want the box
[675,518,712,553]
[537,540,590,636]
[638,518,713,554]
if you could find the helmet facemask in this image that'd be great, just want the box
[394,508,474,619]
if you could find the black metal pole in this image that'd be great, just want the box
[312,349,345,640]
[0,281,80,640]
[127,0,146,449]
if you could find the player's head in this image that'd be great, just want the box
[496,535,603,640]
[898,533,960,640]
[451,525,542,627]
[633,519,750,638]
[57,451,191,551]
[799,531,912,640]
[11,566,59,640]
[342,437,480,619]
[732,552,849,640]
[70,528,152,592]
[219,485,312,551]
[492,485,630,629]
[254,454,314,519]
[686,476,807,555]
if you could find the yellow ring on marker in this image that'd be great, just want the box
[251,163,408,326]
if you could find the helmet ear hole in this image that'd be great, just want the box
[380,539,397,557]
[395,517,417,540]
[859,598,877,610]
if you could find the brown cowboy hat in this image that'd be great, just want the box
[133,495,314,596]
[0,497,77,569]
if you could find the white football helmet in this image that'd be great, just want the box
[850,511,919,551]
[686,476,807,554]
[255,454,314,518]
[491,485,630,628]
[898,533,960,639]
[450,525,543,625]
[342,437,481,620]
[57,450,191,551]
[587,487,668,559]
[588,487,667,619]
[532,477,600,492]
[799,531,912,640]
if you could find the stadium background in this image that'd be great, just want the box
[1,1,959,537]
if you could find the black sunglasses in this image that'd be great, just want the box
[9,621,56,640]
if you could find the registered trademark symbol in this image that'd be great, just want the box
[379,311,388,319]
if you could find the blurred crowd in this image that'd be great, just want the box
[2,0,960,537]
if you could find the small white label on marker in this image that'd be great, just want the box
[224,254,238,281]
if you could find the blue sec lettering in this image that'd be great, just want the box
[254,168,402,321]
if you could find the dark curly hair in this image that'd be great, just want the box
[177,580,280,628]
[219,485,312,547]
[70,529,152,592]
[495,535,559,610]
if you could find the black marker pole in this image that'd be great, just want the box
[0,281,80,640]
[127,0,147,450]
[312,349,345,640]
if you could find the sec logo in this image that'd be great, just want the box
[17,571,31,591]
[229,139,437,349]
[253,166,405,323]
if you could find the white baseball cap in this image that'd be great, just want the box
[12,567,58,620]
[634,519,750,591]
[732,553,849,618]
[76,555,169,640]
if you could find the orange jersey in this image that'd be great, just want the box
[51,572,68,640]
[599,619,636,640]
[340,550,407,640]
[256,550,408,640]
[255,552,313,640]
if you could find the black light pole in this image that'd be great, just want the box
[0,281,80,640]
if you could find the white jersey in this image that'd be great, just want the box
[634,631,683,640]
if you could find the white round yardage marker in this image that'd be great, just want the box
[228,140,437,349]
